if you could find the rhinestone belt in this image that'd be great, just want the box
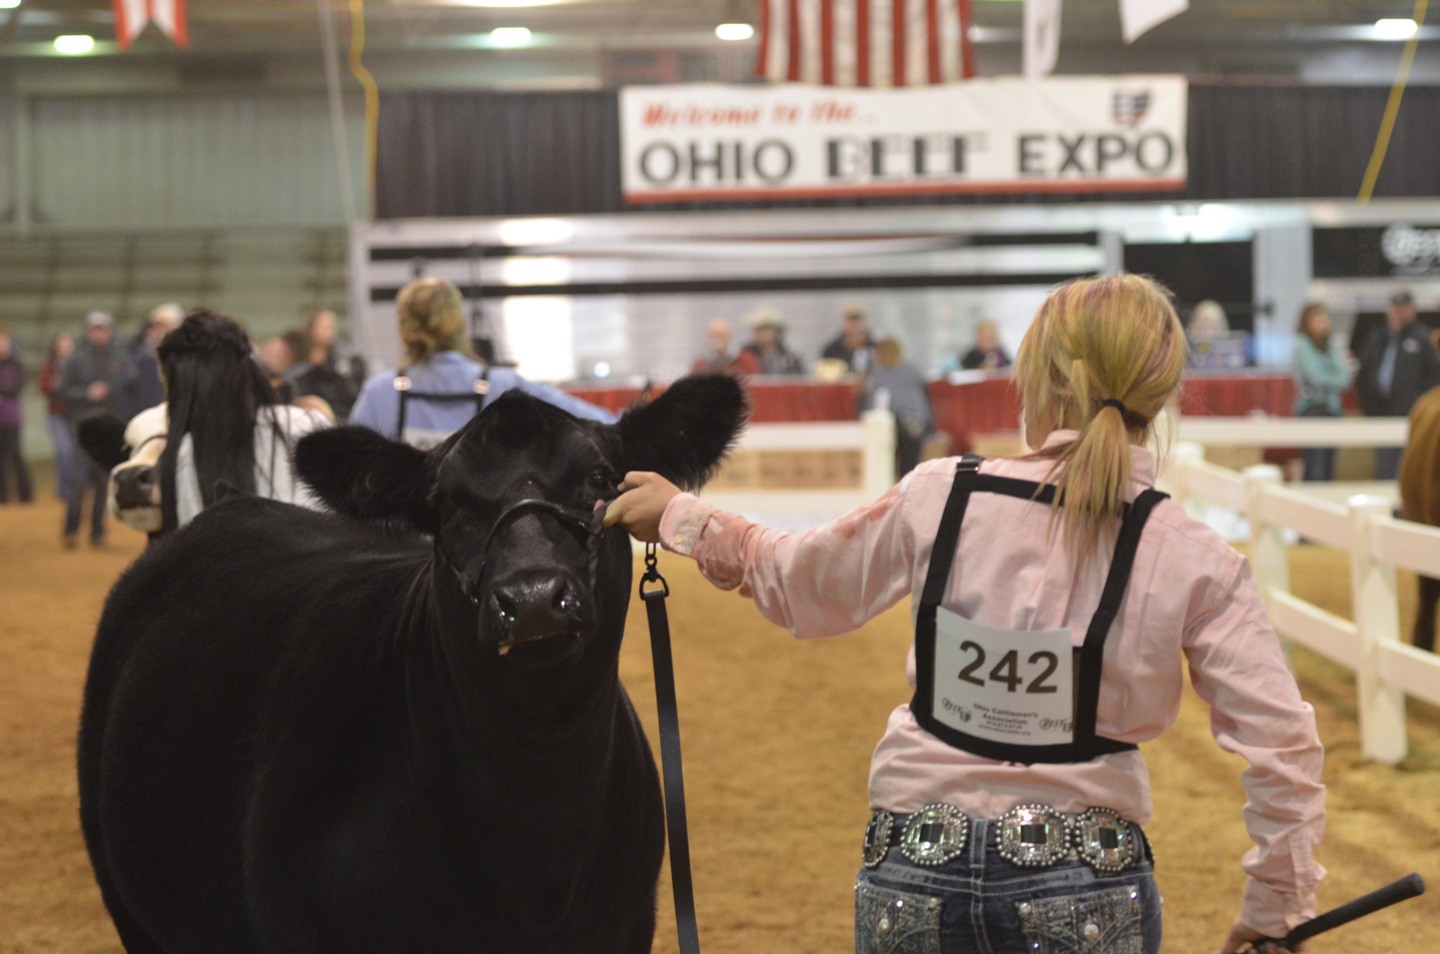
[862,803,1147,874]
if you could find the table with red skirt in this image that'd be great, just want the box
[567,373,1341,458]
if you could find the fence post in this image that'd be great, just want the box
[1245,464,1292,666]
[1171,441,1204,518]
[860,409,896,500]
[1348,494,1408,765]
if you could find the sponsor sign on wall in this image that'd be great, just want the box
[1313,225,1440,278]
[619,78,1187,203]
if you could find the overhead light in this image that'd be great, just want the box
[501,256,571,285]
[488,26,532,47]
[503,297,574,383]
[715,23,755,41]
[1375,18,1419,40]
[497,217,573,246]
[0,0,21,10]
[54,34,96,54]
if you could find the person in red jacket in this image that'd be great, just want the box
[0,325,34,504]
[37,331,80,501]
[691,320,760,375]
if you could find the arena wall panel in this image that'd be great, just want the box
[0,94,13,228]
[27,93,364,230]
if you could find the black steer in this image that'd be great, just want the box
[78,374,747,954]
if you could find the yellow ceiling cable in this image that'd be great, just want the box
[1359,0,1429,202]
[348,0,381,218]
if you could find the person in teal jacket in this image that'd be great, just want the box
[1292,302,1354,481]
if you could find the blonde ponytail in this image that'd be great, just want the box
[1014,274,1186,559]
[396,276,467,366]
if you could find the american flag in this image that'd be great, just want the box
[112,0,190,50]
[757,0,976,87]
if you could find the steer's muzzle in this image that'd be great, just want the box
[114,464,159,510]
[487,569,593,667]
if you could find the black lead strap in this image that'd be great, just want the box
[640,544,702,954]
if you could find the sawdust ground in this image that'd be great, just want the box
[1,495,1436,954]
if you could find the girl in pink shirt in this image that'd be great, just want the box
[607,275,1324,954]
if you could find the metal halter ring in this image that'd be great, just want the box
[996,804,1070,868]
[861,810,895,869]
[899,804,970,867]
[1074,807,1139,874]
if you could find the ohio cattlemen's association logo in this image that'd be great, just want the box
[1110,90,1152,128]
[1381,224,1440,275]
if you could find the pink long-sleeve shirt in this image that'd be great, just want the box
[659,431,1326,936]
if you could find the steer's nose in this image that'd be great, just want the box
[114,465,158,510]
[489,571,588,650]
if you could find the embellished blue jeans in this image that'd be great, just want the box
[855,818,1163,954]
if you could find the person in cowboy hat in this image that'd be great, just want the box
[740,307,804,376]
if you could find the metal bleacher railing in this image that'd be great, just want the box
[1165,417,1440,765]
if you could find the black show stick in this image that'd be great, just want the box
[1241,873,1425,952]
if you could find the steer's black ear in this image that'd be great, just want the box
[616,374,748,491]
[76,413,130,472]
[295,426,438,531]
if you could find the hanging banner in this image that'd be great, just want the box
[619,77,1187,203]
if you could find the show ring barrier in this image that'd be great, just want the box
[1165,415,1440,765]
[1175,416,1410,448]
[700,410,896,520]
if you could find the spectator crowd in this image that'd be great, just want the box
[3,303,365,548]
[6,283,1440,547]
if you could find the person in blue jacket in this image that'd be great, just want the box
[1292,302,1354,481]
[349,277,615,447]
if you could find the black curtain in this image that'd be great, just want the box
[375,83,1440,219]
[1185,84,1440,200]
[375,90,623,218]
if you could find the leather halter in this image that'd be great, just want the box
[439,497,606,606]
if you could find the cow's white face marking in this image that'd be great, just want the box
[109,432,167,533]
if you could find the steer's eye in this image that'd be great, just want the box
[587,470,614,491]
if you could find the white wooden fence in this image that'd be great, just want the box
[1167,439,1440,764]
[699,410,895,519]
[1174,415,1410,447]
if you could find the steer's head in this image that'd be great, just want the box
[297,374,747,674]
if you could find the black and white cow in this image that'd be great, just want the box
[78,374,747,954]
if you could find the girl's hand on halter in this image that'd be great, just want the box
[603,471,681,544]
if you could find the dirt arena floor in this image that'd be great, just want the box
[3,493,1438,954]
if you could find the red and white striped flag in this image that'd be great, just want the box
[112,0,190,50]
[757,0,976,87]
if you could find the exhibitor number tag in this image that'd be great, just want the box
[931,607,1075,746]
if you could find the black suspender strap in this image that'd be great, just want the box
[395,380,410,440]
[918,454,983,607]
[1072,487,1167,746]
[912,455,983,723]
[393,367,492,441]
[911,456,1168,765]
[476,365,491,415]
